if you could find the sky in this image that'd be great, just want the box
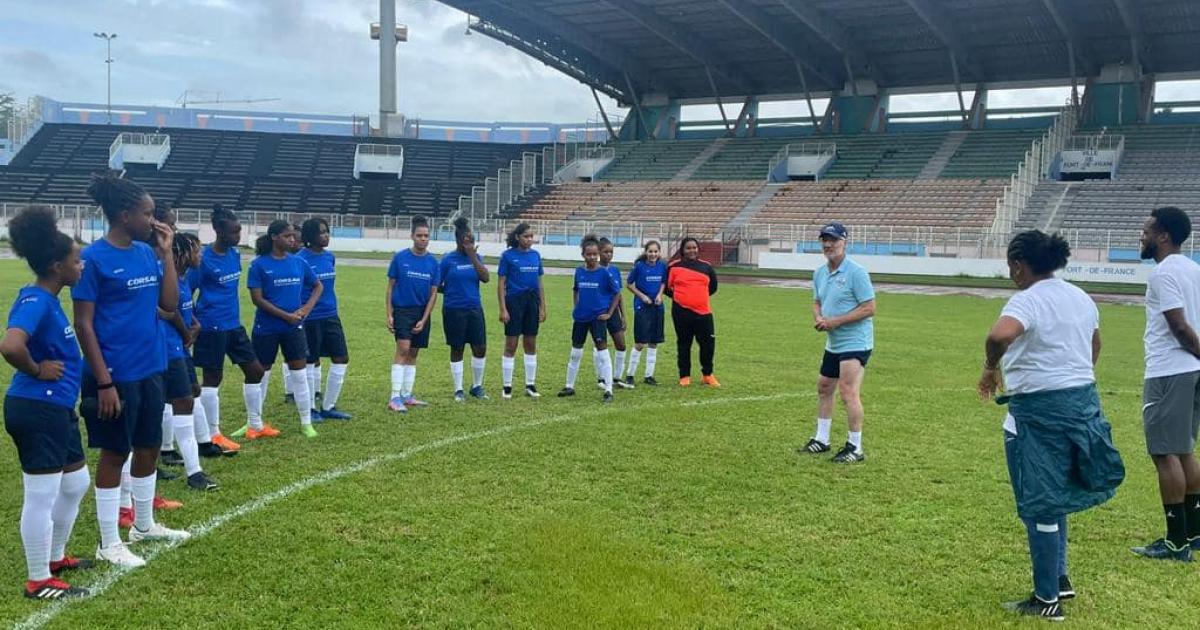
[1,0,1197,126]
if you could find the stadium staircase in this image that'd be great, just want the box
[671,138,729,181]
[721,183,782,231]
[917,131,968,179]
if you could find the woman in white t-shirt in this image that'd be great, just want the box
[978,230,1123,622]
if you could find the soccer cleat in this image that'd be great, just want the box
[1131,538,1193,562]
[831,443,865,463]
[128,522,191,543]
[211,434,241,452]
[96,542,145,568]
[1058,576,1075,601]
[525,385,541,398]
[321,407,352,421]
[1191,536,1200,551]
[24,577,88,600]
[160,450,184,467]
[502,386,514,399]
[154,495,183,510]
[557,387,576,398]
[454,390,467,403]
[284,393,295,405]
[118,507,135,529]
[679,377,691,387]
[643,376,658,386]
[622,376,636,389]
[309,409,326,424]
[186,472,219,492]
[597,379,606,390]
[602,391,614,404]
[469,386,489,400]
[301,424,318,439]
[49,556,93,575]
[198,442,224,458]
[387,396,408,413]
[245,425,281,440]
[403,396,429,408]
[1002,594,1064,621]
[702,374,721,388]
[156,466,179,482]
[800,438,831,454]
[229,424,248,438]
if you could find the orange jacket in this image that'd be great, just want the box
[666,258,718,315]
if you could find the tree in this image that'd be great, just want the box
[0,92,15,140]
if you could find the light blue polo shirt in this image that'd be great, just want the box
[814,257,875,352]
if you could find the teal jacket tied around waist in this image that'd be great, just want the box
[1001,383,1125,521]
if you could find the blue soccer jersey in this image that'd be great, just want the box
[164,277,195,361]
[388,249,440,308]
[498,248,543,297]
[247,254,319,334]
[5,286,83,408]
[627,260,667,311]
[573,266,621,322]
[439,251,484,310]
[299,249,338,321]
[192,245,243,331]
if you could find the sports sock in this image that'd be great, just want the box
[524,353,537,386]
[94,486,122,550]
[1165,502,1188,548]
[314,363,324,400]
[593,348,601,382]
[502,356,515,388]
[324,364,347,410]
[244,383,264,430]
[646,348,657,377]
[597,349,614,393]
[173,414,202,476]
[566,347,584,388]
[402,365,417,398]
[192,401,212,445]
[626,348,642,378]
[450,361,465,392]
[200,387,220,435]
[160,404,174,452]
[848,431,863,452]
[51,467,89,563]
[20,472,60,581]
[131,474,157,532]
[287,368,312,426]
[1187,493,1200,540]
[815,418,832,444]
[471,357,486,388]
[260,368,272,400]
[391,364,404,399]
[281,367,291,396]
[119,457,132,509]
[614,350,626,380]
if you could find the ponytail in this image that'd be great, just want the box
[256,219,290,256]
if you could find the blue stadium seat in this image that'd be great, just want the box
[331,226,364,239]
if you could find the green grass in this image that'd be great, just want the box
[0,260,1194,628]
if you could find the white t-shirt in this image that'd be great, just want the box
[1144,254,1200,379]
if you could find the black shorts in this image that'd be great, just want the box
[571,320,608,347]
[4,397,85,472]
[820,350,873,379]
[164,358,195,400]
[81,373,165,454]
[504,291,541,338]
[392,306,431,349]
[633,307,665,344]
[253,328,309,367]
[443,307,487,348]
[305,316,349,362]
[606,309,626,335]
[193,327,257,371]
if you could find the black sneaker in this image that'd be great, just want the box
[602,391,614,404]
[643,376,658,386]
[1002,594,1064,621]
[557,387,576,397]
[1058,576,1075,601]
[156,466,180,481]
[800,438,831,454]
[502,386,513,400]
[831,442,864,463]
[525,385,541,398]
[24,577,88,600]
[616,377,635,390]
[160,450,184,467]
[198,442,237,458]
[186,472,219,491]
[1191,536,1200,551]
[1131,538,1193,562]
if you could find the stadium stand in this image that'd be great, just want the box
[937,129,1046,179]
[752,179,1006,229]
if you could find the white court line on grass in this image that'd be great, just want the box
[15,392,807,630]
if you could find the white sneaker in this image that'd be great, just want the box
[96,542,146,568]
[128,522,192,543]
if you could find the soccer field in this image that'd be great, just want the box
[0,259,1196,628]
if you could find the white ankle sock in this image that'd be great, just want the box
[21,472,60,581]
[306,364,319,405]
[95,486,122,550]
[173,414,202,476]
[131,474,157,532]
[260,368,273,400]
[51,467,89,563]
[502,356,515,388]
[450,361,465,392]
[286,368,312,426]
[646,348,658,377]
[626,348,642,377]
[200,387,220,436]
[160,404,174,451]
[119,457,132,510]
[815,418,832,444]
[324,364,347,410]
[391,364,404,399]
[566,347,584,388]
[402,365,417,397]
[848,431,863,452]
[596,349,613,393]
[243,383,264,430]
[471,357,486,388]
[614,350,626,380]
[192,401,211,445]
[523,353,537,386]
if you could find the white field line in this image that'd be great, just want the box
[14,392,807,630]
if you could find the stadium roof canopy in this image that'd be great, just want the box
[439,0,1200,104]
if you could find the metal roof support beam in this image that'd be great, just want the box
[712,0,838,89]
[622,71,654,140]
[705,66,733,135]
[1038,0,1097,77]
[950,53,968,127]
[606,0,755,94]
[900,0,985,79]
[776,0,885,85]
[1112,0,1149,74]
[795,62,821,133]
[469,20,627,101]
[590,87,618,141]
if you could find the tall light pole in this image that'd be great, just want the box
[93,32,117,124]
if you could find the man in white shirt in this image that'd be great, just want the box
[1135,206,1200,562]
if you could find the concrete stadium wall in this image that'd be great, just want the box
[758,252,1149,285]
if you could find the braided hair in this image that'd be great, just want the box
[9,206,75,278]
[1006,230,1071,275]
[87,172,148,222]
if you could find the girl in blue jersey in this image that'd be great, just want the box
[598,238,633,390]
[625,240,667,386]
[73,174,189,569]
[557,235,621,403]
[235,220,323,439]
[1,207,91,599]
[191,205,266,455]
[299,218,352,421]
[497,222,546,399]
[387,216,440,412]
[440,217,491,402]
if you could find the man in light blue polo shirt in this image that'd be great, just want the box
[801,222,876,463]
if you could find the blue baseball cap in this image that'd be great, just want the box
[818,222,848,240]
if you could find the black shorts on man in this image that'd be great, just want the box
[1143,370,1200,455]
[819,350,873,379]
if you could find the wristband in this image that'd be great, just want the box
[96,382,116,391]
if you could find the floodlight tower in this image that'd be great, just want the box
[372,1,409,137]
[93,32,117,124]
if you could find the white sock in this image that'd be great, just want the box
[324,364,347,410]
[450,361,465,392]
[502,356,515,388]
[119,457,132,509]
[614,350,626,381]
[313,363,324,400]
[848,431,863,452]
[287,368,312,426]
[51,467,89,563]
[131,474,157,532]
[21,472,60,581]
[160,404,174,451]
[260,368,273,400]
[193,401,212,445]
[597,348,614,393]
[524,353,537,386]
[816,418,832,444]
[566,347,584,388]
[593,348,601,381]
[306,364,319,406]
[627,348,642,378]
[173,414,202,476]
[471,357,486,389]
[281,367,291,395]
[244,383,264,430]
[200,387,221,436]
[646,348,658,377]
[95,486,122,550]
[391,364,404,399]
[402,364,417,398]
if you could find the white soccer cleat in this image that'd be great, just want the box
[96,542,147,568]
[128,522,192,543]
